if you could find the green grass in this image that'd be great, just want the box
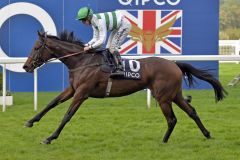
[0,63,240,160]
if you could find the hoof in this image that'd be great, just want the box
[206,134,211,139]
[204,131,211,139]
[24,121,33,128]
[162,138,169,143]
[185,95,192,103]
[41,139,51,145]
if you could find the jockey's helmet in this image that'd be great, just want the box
[76,7,93,20]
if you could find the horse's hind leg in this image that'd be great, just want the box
[174,92,211,139]
[158,102,177,143]
[25,86,74,128]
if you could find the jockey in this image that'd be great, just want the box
[76,7,132,77]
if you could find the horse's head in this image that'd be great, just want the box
[23,31,55,73]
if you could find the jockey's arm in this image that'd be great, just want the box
[86,26,99,46]
[89,19,107,49]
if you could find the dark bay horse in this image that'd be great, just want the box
[23,31,227,144]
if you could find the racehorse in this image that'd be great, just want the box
[23,31,227,144]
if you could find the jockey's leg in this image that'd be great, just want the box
[110,51,124,77]
[107,31,124,74]
[106,30,117,49]
[109,17,131,77]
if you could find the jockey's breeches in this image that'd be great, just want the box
[106,17,132,54]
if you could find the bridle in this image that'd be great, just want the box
[31,35,50,68]
[32,35,86,68]
[30,34,104,73]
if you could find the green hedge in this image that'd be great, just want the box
[0,72,2,90]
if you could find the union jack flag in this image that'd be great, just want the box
[120,10,182,55]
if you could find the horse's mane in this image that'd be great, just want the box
[46,30,85,47]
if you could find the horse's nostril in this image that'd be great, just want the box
[23,65,29,70]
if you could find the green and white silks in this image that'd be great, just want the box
[86,10,132,53]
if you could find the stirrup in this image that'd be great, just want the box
[110,69,124,78]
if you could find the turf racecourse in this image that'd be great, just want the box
[0,64,239,160]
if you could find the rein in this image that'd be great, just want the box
[46,49,102,72]
[44,46,103,72]
[35,36,103,72]
[46,50,86,63]
[69,62,102,72]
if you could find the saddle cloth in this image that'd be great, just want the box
[122,59,141,80]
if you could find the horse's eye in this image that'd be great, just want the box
[34,46,41,50]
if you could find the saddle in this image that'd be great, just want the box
[95,49,115,73]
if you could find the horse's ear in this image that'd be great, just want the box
[37,30,44,38]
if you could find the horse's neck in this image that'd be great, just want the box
[49,40,99,70]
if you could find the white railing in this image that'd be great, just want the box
[1,55,240,112]
[219,40,240,64]
[0,57,59,112]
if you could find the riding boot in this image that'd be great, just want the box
[110,51,125,78]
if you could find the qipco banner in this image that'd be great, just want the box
[0,0,219,91]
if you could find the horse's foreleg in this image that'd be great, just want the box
[25,86,74,128]
[174,94,211,139]
[159,102,177,143]
[41,87,88,144]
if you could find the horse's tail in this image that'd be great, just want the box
[175,62,227,102]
